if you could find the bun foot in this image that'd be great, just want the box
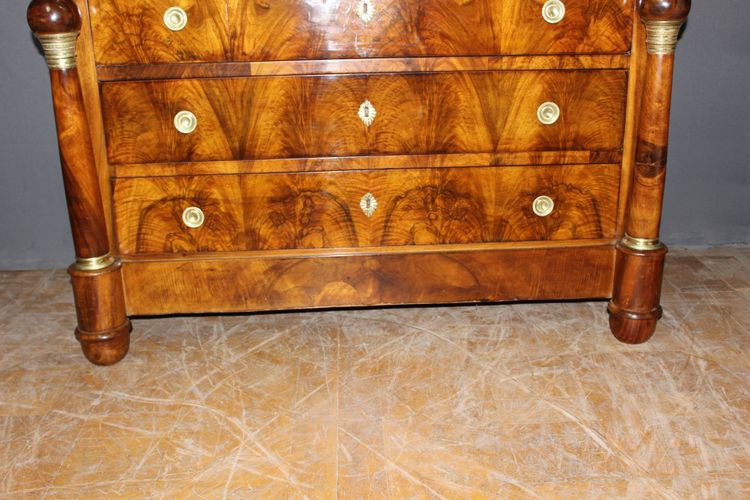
[608,240,668,345]
[608,304,661,344]
[69,260,130,365]
[76,321,132,366]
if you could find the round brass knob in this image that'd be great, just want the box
[182,207,205,228]
[537,102,560,125]
[533,196,555,217]
[174,110,197,134]
[542,0,566,24]
[164,7,188,32]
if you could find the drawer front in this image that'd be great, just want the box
[234,0,633,61]
[102,71,627,164]
[89,0,230,65]
[88,0,632,65]
[113,164,620,255]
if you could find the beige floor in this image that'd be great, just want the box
[0,247,748,499]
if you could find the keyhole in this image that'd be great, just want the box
[363,105,370,118]
[363,1,369,14]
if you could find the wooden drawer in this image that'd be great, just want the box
[112,164,620,255]
[89,0,230,65]
[88,0,632,65]
[234,0,633,61]
[102,71,627,164]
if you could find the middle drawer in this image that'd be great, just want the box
[113,164,620,255]
[102,71,627,164]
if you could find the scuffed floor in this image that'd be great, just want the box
[0,247,748,498]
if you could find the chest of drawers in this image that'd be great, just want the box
[28,0,691,365]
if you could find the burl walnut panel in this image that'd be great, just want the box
[112,164,620,255]
[102,70,627,164]
[233,0,633,61]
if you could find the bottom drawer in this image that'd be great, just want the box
[112,164,620,255]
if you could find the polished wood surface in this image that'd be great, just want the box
[69,262,132,365]
[112,151,625,178]
[88,0,633,65]
[28,0,130,365]
[112,164,620,254]
[28,0,693,363]
[121,244,616,315]
[608,0,691,343]
[102,70,627,164]
[95,54,631,81]
[89,0,230,65]
[608,243,667,344]
[231,0,633,61]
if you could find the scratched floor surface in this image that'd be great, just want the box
[0,247,749,498]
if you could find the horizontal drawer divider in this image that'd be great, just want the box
[119,238,618,263]
[96,55,631,82]
[112,152,624,178]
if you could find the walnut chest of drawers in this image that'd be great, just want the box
[28,0,691,364]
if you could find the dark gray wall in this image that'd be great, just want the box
[1,1,748,270]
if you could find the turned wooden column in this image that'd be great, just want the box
[609,0,691,343]
[28,0,131,365]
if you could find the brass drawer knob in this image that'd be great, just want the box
[533,196,555,217]
[360,193,378,218]
[537,102,560,125]
[356,0,375,24]
[182,207,205,228]
[542,0,566,24]
[174,110,197,134]
[358,100,377,128]
[164,7,188,32]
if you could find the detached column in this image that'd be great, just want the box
[609,0,691,343]
[28,0,130,364]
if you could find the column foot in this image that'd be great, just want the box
[69,260,131,365]
[607,241,668,344]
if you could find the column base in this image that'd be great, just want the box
[69,259,131,366]
[608,240,668,344]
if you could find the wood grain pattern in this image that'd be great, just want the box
[87,0,632,65]
[121,244,616,315]
[608,0,691,345]
[89,0,230,65]
[111,151,625,178]
[112,165,620,255]
[231,0,633,61]
[95,54,631,82]
[102,70,627,164]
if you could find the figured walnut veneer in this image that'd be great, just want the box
[89,0,633,65]
[112,165,620,254]
[29,0,691,364]
[101,71,627,164]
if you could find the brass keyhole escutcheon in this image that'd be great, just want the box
[356,0,375,24]
[360,193,378,218]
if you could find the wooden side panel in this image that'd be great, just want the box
[89,0,230,65]
[231,0,633,61]
[121,245,616,315]
[102,70,627,164]
[112,164,620,254]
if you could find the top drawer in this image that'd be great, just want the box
[89,0,633,65]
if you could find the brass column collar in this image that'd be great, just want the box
[621,234,665,252]
[75,253,115,271]
[34,32,79,70]
[642,20,684,55]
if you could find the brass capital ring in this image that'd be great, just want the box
[621,234,665,252]
[75,253,116,271]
